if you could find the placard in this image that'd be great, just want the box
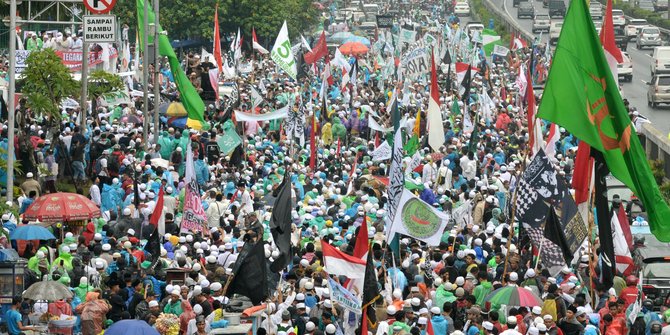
[376,15,394,28]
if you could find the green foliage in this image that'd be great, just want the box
[649,159,670,203]
[87,70,124,100]
[112,0,319,42]
[0,147,22,177]
[18,49,79,123]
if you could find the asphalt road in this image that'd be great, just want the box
[489,0,670,136]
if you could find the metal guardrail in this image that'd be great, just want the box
[640,122,670,179]
[480,0,535,41]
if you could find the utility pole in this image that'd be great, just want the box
[153,0,160,145]
[142,0,149,149]
[81,40,90,130]
[7,0,17,203]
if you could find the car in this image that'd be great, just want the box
[647,74,670,107]
[518,2,535,18]
[651,46,670,75]
[637,26,662,49]
[513,0,528,7]
[466,22,485,37]
[612,9,626,26]
[454,2,471,15]
[550,21,563,45]
[549,0,566,18]
[618,52,633,82]
[626,19,649,40]
[654,0,668,11]
[639,0,656,11]
[589,6,603,20]
[631,225,670,311]
[532,14,551,32]
[614,26,628,50]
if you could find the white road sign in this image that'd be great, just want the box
[83,15,116,43]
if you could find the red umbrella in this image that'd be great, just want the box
[339,42,369,55]
[23,192,101,222]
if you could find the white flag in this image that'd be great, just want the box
[388,189,450,246]
[271,21,297,80]
[250,86,264,110]
[371,141,393,161]
[385,127,405,243]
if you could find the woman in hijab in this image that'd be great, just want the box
[179,300,196,335]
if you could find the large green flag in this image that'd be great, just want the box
[537,0,670,241]
[137,0,208,130]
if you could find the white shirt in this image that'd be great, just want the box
[89,184,101,206]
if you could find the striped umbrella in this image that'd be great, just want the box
[484,286,543,307]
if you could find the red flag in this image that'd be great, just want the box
[309,115,317,176]
[212,4,223,72]
[360,307,369,335]
[509,32,516,50]
[352,215,369,259]
[426,316,435,335]
[149,188,164,227]
[572,141,593,205]
[252,27,269,54]
[525,67,536,150]
[304,31,328,64]
[618,204,633,249]
[600,0,623,63]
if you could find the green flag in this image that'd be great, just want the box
[137,0,208,130]
[537,0,670,242]
[451,99,460,116]
[404,134,419,156]
[217,120,242,155]
[467,114,480,154]
[481,29,502,56]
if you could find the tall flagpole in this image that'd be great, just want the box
[153,0,160,145]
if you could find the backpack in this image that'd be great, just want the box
[94,158,104,175]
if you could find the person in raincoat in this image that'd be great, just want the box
[27,249,50,277]
[74,277,95,302]
[53,246,74,272]
[332,117,347,142]
[75,291,109,335]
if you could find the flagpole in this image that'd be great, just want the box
[501,149,530,284]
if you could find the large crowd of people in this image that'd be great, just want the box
[0,1,668,335]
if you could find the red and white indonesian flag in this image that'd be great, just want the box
[427,52,445,152]
[612,206,634,276]
[322,242,367,278]
[600,0,623,85]
[456,62,479,87]
[252,28,269,54]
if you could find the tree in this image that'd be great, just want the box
[112,0,319,43]
[18,49,79,128]
[87,70,125,118]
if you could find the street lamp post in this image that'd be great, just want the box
[142,0,149,149]
[7,0,17,203]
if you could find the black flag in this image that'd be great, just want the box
[461,65,472,104]
[359,246,380,335]
[144,227,161,265]
[593,150,615,289]
[227,241,268,305]
[442,49,452,65]
[544,205,574,264]
[269,170,293,272]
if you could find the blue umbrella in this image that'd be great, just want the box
[10,225,56,240]
[344,36,371,47]
[0,249,19,261]
[330,31,355,43]
[105,320,159,335]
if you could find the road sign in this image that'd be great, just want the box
[83,0,117,14]
[83,15,116,42]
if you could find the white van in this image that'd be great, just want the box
[651,46,670,75]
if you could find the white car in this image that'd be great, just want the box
[594,21,603,35]
[454,2,471,16]
[612,9,626,26]
[626,19,649,40]
[618,51,633,82]
[550,21,563,45]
